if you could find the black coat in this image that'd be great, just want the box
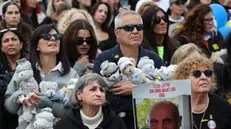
[54,106,127,129]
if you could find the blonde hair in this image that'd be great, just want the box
[171,43,203,64]
[57,8,97,35]
[172,56,217,93]
[137,1,156,16]
[46,0,71,19]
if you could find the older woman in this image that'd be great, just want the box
[174,4,224,57]
[0,28,26,129]
[172,56,231,129]
[4,24,79,122]
[63,20,98,76]
[142,5,180,65]
[1,2,32,48]
[54,73,126,129]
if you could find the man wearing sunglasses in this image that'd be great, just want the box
[93,10,164,129]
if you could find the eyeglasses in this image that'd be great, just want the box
[204,18,213,24]
[0,28,17,33]
[40,33,62,40]
[153,16,167,24]
[173,0,187,5]
[76,37,93,45]
[117,24,144,32]
[191,70,213,78]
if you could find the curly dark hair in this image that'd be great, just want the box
[62,19,98,66]
[174,4,212,47]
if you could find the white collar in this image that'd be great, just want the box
[36,61,63,77]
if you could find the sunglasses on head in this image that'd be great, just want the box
[191,70,213,78]
[174,0,187,5]
[117,24,144,32]
[0,28,17,33]
[40,33,62,40]
[76,37,93,45]
[153,16,167,24]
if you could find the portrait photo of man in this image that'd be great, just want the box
[148,101,182,129]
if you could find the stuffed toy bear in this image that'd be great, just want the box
[100,60,121,89]
[39,81,65,102]
[57,78,78,105]
[117,57,150,85]
[34,107,55,129]
[137,56,157,80]
[153,65,177,81]
[16,58,39,129]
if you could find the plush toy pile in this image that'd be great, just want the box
[100,56,177,88]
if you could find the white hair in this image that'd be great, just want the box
[114,10,143,29]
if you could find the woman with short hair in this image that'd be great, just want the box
[172,56,231,129]
[54,73,127,129]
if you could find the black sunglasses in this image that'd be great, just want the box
[191,70,213,78]
[40,33,62,40]
[153,16,168,24]
[76,37,93,45]
[117,24,144,32]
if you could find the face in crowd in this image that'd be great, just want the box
[115,13,143,47]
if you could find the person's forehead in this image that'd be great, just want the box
[120,14,142,26]
[151,103,174,117]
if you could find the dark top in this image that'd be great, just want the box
[54,106,127,129]
[98,31,117,52]
[177,31,224,57]
[192,94,231,129]
[93,45,164,129]
[0,51,26,129]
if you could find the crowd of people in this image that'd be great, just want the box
[0,0,231,129]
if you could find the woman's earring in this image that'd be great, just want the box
[37,47,40,51]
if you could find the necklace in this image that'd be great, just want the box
[192,98,210,129]
[192,110,206,129]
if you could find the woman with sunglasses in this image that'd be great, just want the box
[0,28,27,129]
[168,0,186,25]
[172,56,231,129]
[90,2,117,51]
[63,19,98,77]
[0,2,32,49]
[141,5,180,66]
[15,24,78,118]
[174,4,224,57]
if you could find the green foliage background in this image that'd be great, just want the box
[135,98,179,129]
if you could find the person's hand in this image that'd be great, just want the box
[77,55,89,66]
[27,91,40,107]
[111,80,136,95]
[18,92,40,107]
[118,5,131,13]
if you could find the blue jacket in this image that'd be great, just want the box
[93,45,164,129]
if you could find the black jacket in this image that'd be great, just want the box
[54,106,127,129]
[93,45,164,129]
